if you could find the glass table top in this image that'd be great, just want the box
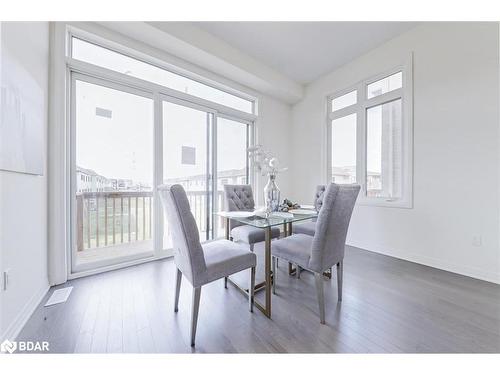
[216,210,318,228]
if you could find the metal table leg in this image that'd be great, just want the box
[262,227,271,317]
[224,217,230,287]
[224,218,272,319]
[287,222,297,276]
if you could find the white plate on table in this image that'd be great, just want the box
[288,209,317,215]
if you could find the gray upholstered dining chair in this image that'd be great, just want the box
[292,185,326,236]
[223,184,280,251]
[271,183,360,324]
[159,184,256,346]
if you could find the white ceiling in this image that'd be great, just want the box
[193,22,419,84]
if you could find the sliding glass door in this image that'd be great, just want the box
[71,78,252,274]
[68,32,257,275]
[72,75,155,272]
[162,99,214,248]
[161,100,253,245]
[215,116,250,236]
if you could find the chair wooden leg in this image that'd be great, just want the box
[174,268,182,312]
[190,287,201,346]
[337,261,343,302]
[272,257,276,295]
[249,267,255,312]
[314,273,325,324]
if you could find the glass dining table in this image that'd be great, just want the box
[215,210,318,318]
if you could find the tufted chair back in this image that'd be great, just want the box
[308,183,360,273]
[314,185,327,212]
[158,184,207,287]
[223,184,256,230]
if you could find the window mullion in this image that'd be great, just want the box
[357,106,366,195]
[357,83,366,194]
[330,106,358,120]
[153,91,164,255]
[365,89,402,108]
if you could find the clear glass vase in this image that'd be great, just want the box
[264,174,280,213]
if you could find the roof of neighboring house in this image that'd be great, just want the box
[332,166,380,177]
[76,166,129,182]
[76,166,100,176]
[164,168,247,183]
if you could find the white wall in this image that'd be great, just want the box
[290,22,500,284]
[0,22,50,340]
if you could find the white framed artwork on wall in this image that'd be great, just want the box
[0,22,44,176]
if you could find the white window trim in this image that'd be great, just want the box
[326,54,413,209]
[67,25,258,117]
[48,23,257,282]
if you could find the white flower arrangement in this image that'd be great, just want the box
[247,145,288,176]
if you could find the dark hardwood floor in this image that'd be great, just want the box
[17,245,500,353]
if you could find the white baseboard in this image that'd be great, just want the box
[1,283,50,342]
[347,240,500,285]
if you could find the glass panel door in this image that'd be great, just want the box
[72,76,154,272]
[215,117,249,237]
[162,100,213,249]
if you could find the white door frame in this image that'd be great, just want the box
[57,24,257,280]
[69,72,159,275]
[160,93,217,243]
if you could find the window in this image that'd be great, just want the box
[366,99,402,198]
[367,71,402,99]
[216,117,250,233]
[71,37,254,114]
[327,62,412,208]
[331,90,357,111]
[68,31,255,274]
[162,101,212,247]
[331,113,357,184]
[73,76,155,270]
